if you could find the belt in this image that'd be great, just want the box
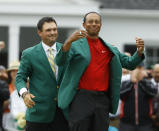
[79,89,108,96]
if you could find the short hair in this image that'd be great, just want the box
[37,17,57,31]
[83,12,101,23]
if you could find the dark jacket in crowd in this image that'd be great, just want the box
[0,79,9,130]
[120,79,157,126]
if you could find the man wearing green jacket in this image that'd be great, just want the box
[55,12,145,131]
[15,17,68,131]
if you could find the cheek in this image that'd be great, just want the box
[55,31,58,35]
[97,25,101,30]
[86,27,92,31]
[11,71,17,77]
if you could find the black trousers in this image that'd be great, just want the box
[69,89,110,131]
[26,107,69,131]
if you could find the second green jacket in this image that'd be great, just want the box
[15,42,67,123]
[55,37,144,114]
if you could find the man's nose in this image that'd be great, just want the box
[50,30,55,34]
[92,22,96,25]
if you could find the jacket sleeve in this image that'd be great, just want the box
[15,50,32,93]
[119,51,145,70]
[140,79,157,97]
[120,80,134,100]
[55,43,75,66]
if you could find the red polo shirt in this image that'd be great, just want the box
[78,37,113,91]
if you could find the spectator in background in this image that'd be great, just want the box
[145,65,153,81]
[151,64,159,87]
[0,66,9,113]
[7,61,20,94]
[120,64,157,131]
[151,64,159,131]
[8,61,27,130]
[0,65,9,131]
[0,41,5,52]
[0,65,8,82]
[3,61,20,131]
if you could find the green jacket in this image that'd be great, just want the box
[15,42,67,123]
[55,37,144,114]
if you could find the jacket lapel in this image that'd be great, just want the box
[99,37,121,64]
[79,38,91,65]
[99,37,116,54]
[36,42,56,80]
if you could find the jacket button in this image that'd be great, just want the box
[54,97,57,101]
[57,86,59,88]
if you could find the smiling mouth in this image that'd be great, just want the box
[91,28,98,30]
[49,36,56,38]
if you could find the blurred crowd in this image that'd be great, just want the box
[109,52,159,131]
[1,43,159,131]
[0,42,26,131]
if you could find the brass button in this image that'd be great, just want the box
[53,97,57,101]
[57,86,59,88]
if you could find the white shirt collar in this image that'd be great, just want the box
[42,41,57,52]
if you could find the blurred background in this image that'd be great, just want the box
[0,0,159,68]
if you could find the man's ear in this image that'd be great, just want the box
[37,30,41,37]
[83,22,86,30]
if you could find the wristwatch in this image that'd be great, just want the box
[22,92,29,99]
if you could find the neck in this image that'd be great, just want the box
[11,80,15,86]
[47,43,54,47]
[43,41,55,47]
[87,35,98,39]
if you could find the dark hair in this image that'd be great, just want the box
[83,12,101,23]
[37,17,57,31]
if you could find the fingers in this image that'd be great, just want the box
[68,30,87,43]
[135,37,144,53]
[30,94,35,98]
[24,93,35,108]
[136,37,144,46]
[78,30,87,38]
[73,30,87,40]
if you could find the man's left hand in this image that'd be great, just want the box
[136,37,144,56]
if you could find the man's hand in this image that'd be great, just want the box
[68,30,87,43]
[22,92,35,108]
[136,37,144,56]
[62,30,87,52]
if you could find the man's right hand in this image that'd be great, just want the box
[62,30,87,52]
[22,92,35,108]
[68,30,87,42]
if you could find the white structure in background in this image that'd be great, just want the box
[100,9,159,66]
[0,0,99,65]
[0,0,159,66]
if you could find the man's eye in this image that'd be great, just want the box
[53,29,57,31]
[95,21,100,24]
[88,21,93,24]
